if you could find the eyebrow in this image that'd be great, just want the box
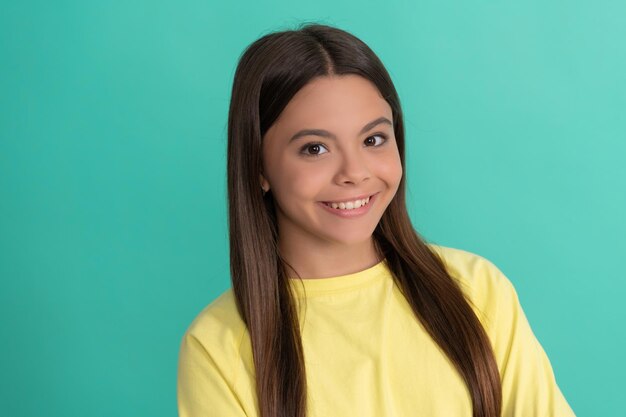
[288,116,393,143]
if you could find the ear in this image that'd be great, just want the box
[259,173,270,192]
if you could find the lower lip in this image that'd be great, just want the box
[318,193,378,218]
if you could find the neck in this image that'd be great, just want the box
[278,234,382,280]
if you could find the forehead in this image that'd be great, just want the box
[269,75,392,135]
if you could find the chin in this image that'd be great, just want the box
[325,230,375,246]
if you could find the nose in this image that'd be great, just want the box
[335,149,371,185]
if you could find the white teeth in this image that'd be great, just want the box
[328,196,371,210]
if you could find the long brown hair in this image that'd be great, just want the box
[227,22,502,417]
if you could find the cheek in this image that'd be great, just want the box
[272,159,329,201]
[377,151,403,187]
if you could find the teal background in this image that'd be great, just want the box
[1,1,624,416]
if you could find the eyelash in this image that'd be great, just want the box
[299,134,388,157]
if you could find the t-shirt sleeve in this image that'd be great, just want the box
[484,259,576,417]
[177,331,248,417]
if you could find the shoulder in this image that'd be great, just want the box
[181,288,247,363]
[177,289,254,416]
[426,243,520,332]
[426,243,515,295]
[425,245,575,414]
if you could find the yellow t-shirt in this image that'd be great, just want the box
[177,244,576,416]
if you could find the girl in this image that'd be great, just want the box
[177,23,575,417]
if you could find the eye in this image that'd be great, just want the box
[364,134,388,147]
[300,143,329,156]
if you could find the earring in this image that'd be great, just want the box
[261,186,268,196]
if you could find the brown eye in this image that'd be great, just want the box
[364,134,387,146]
[300,143,329,156]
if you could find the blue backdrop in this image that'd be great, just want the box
[2,1,624,416]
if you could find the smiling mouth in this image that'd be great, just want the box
[321,193,378,210]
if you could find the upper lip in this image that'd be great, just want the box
[321,192,378,204]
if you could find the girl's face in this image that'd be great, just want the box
[260,75,402,249]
